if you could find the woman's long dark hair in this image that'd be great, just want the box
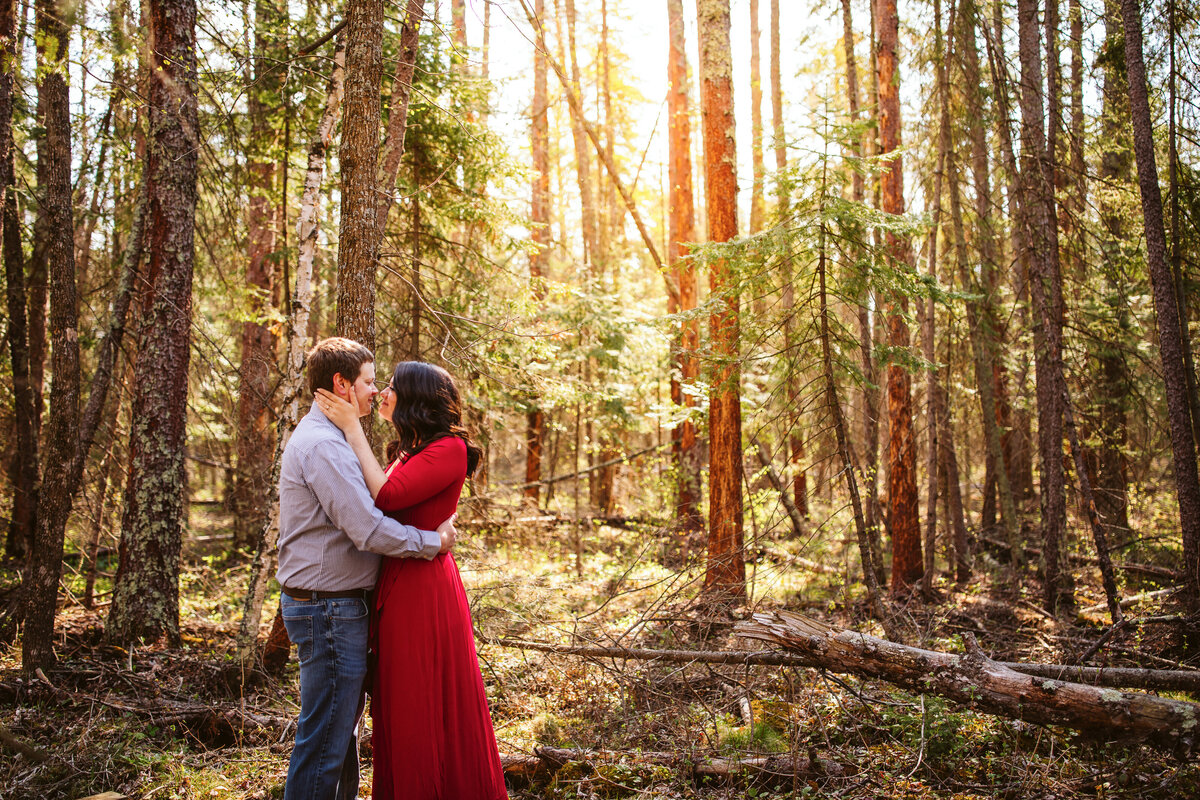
[385,361,482,475]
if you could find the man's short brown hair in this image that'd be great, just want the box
[306,337,373,394]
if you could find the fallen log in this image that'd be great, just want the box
[735,611,1200,753]
[492,638,1200,694]
[500,746,842,784]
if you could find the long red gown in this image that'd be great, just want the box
[370,436,507,800]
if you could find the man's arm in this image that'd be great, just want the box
[302,442,443,559]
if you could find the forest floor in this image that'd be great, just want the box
[2,498,1200,800]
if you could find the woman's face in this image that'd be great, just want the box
[377,378,397,422]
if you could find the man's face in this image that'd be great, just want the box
[334,361,378,418]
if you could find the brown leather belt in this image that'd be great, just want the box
[281,586,370,602]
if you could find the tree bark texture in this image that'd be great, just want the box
[335,0,385,348]
[107,0,199,646]
[1,0,35,562]
[737,611,1200,753]
[877,0,921,594]
[1120,0,1200,604]
[667,0,702,536]
[1091,0,1132,547]
[1016,0,1073,613]
[696,0,744,602]
[21,0,79,672]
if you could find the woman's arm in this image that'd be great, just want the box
[313,389,388,498]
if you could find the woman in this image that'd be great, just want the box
[315,362,507,800]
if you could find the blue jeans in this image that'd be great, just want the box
[281,593,370,800]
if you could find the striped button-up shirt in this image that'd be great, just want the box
[276,405,440,591]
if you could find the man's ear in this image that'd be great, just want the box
[331,373,349,399]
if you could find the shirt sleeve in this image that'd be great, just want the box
[375,437,467,513]
[301,440,441,559]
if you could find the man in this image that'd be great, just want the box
[276,337,456,800]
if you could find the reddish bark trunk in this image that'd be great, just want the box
[697,0,744,602]
[877,0,921,594]
[667,0,702,535]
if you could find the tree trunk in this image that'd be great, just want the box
[1120,0,1200,604]
[1167,0,1200,450]
[21,0,80,672]
[737,611,1200,753]
[667,0,702,538]
[1092,0,1132,548]
[592,0,618,513]
[107,0,199,646]
[984,3,1035,504]
[1,0,35,563]
[451,0,465,52]
[236,39,345,672]
[566,0,598,266]
[233,0,283,551]
[696,0,744,603]
[777,0,806,520]
[921,0,951,595]
[747,0,765,234]
[334,0,385,349]
[524,0,550,505]
[959,0,1019,553]
[1016,0,1073,613]
[841,0,882,581]
[877,0,921,594]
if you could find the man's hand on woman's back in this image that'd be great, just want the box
[437,514,457,553]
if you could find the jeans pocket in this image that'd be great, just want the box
[328,598,368,620]
[281,602,316,664]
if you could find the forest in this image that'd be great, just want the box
[2,0,1200,796]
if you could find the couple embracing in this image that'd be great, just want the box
[275,337,507,800]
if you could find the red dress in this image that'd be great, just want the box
[370,436,507,800]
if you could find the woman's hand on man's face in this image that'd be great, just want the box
[315,388,362,434]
